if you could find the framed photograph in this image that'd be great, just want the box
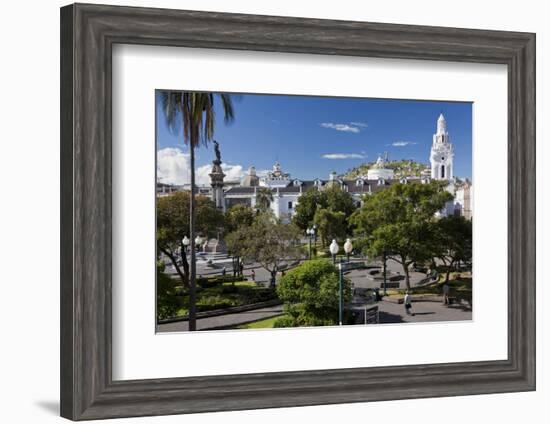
[60,3,536,420]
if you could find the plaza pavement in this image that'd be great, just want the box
[159,255,471,332]
[156,299,471,332]
[156,304,284,332]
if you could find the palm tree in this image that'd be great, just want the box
[255,188,273,212]
[161,91,235,331]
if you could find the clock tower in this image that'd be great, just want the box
[430,113,454,180]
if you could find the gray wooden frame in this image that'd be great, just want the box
[60,3,536,421]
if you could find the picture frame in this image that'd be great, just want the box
[60,3,535,420]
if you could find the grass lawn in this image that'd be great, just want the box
[174,280,277,317]
[235,314,285,329]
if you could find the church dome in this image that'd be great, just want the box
[241,166,259,187]
[367,154,394,180]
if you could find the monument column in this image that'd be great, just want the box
[209,141,226,211]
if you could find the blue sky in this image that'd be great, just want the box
[156,92,472,185]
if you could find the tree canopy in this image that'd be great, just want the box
[255,188,273,212]
[313,208,347,246]
[225,204,255,233]
[292,186,355,245]
[276,259,352,327]
[431,215,472,282]
[157,191,225,287]
[350,181,453,289]
[225,212,302,285]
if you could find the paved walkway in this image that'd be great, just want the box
[375,299,472,324]
[156,304,284,332]
[157,298,470,333]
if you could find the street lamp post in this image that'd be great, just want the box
[306,228,313,260]
[329,239,339,265]
[338,261,344,325]
[344,238,353,263]
[195,235,203,253]
[182,236,190,253]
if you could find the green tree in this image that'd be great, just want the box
[275,259,352,327]
[351,181,453,289]
[255,188,273,212]
[225,204,255,233]
[157,191,224,289]
[156,262,183,321]
[292,186,355,232]
[161,91,235,330]
[292,188,328,230]
[432,215,472,283]
[313,208,347,247]
[325,185,355,217]
[226,212,302,286]
[224,204,256,276]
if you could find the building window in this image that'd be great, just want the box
[356,179,364,186]
[441,165,445,178]
[288,201,293,209]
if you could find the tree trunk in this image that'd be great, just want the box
[159,246,189,289]
[179,242,190,286]
[445,259,454,284]
[270,270,277,287]
[402,258,411,290]
[188,143,197,331]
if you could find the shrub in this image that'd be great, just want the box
[197,275,244,288]
[196,295,238,311]
[273,316,296,328]
[276,259,352,327]
[156,268,183,320]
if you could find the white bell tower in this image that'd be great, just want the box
[430,113,454,180]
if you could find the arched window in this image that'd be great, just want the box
[441,165,445,178]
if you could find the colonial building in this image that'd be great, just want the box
[158,114,472,220]
[223,161,442,222]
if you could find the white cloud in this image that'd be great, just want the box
[157,147,245,185]
[350,121,368,128]
[322,153,367,160]
[320,123,361,133]
[157,147,190,185]
[392,141,418,147]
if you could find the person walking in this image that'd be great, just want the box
[442,282,450,305]
[404,291,414,316]
[221,266,226,276]
[251,269,256,282]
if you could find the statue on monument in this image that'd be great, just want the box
[213,140,222,165]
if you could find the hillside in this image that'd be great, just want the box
[343,159,430,179]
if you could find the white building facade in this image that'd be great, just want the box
[167,113,473,221]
